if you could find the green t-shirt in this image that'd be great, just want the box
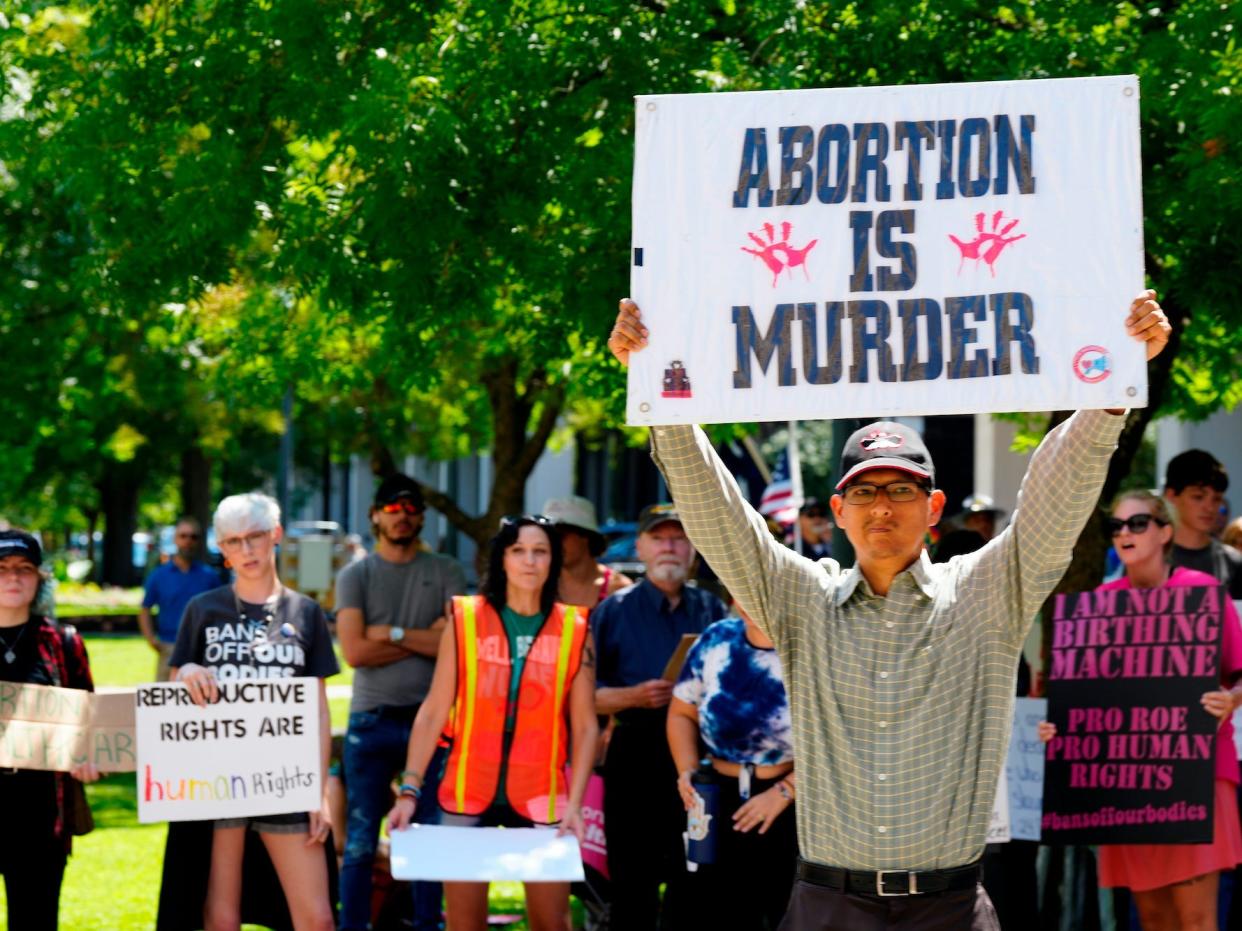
[495,606,546,806]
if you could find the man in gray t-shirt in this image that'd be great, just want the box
[335,473,466,931]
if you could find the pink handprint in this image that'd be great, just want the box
[948,211,1026,277]
[741,222,818,287]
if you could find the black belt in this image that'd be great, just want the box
[797,858,981,897]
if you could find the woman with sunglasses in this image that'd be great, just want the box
[0,529,99,931]
[1047,491,1242,931]
[387,515,599,931]
[161,493,339,931]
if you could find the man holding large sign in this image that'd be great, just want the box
[610,75,1170,929]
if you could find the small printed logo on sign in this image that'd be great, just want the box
[861,431,904,451]
[949,211,1026,277]
[662,360,692,398]
[741,221,818,287]
[1073,346,1112,383]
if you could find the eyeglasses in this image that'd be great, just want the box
[0,564,39,581]
[1107,514,1167,536]
[379,500,423,516]
[841,480,930,506]
[218,530,272,551]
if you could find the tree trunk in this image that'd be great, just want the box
[179,444,212,560]
[386,358,566,576]
[99,461,142,587]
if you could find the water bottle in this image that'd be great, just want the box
[686,767,720,865]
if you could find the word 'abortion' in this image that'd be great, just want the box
[1050,585,1222,681]
[733,116,1035,208]
[732,296,1037,388]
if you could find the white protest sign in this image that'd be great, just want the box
[987,767,1011,844]
[629,76,1144,425]
[989,696,1048,843]
[390,825,585,883]
[135,678,319,823]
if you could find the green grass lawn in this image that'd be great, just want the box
[0,635,570,929]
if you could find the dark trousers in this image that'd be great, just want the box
[0,833,66,931]
[691,774,799,929]
[604,724,698,930]
[981,841,1038,931]
[340,708,443,931]
[777,880,1000,931]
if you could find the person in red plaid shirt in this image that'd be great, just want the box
[0,528,99,931]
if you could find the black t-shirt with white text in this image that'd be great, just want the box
[170,585,339,681]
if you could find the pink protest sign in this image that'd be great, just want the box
[1042,584,1225,844]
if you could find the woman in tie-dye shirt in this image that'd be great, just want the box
[668,608,798,929]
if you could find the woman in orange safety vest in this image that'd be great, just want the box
[387,514,599,931]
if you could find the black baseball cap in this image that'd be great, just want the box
[836,421,935,490]
[373,473,425,509]
[638,503,683,534]
[0,529,42,567]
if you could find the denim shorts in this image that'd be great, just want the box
[214,811,310,835]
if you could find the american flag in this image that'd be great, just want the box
[759,450,800,526]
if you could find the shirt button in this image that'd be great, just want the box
[878,774,888,781]
[878,721,888,729]
[878,826,888,834]
[885,621,895,629]
[879,671,889,680]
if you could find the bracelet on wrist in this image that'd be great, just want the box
[398,783,422,800]
[400,770,424,787]
[776,780,794,801]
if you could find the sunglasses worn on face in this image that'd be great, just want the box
[0,564,39,581]
[841,480,930,506]
[379,500,423,516]
[1107,514,1167,536]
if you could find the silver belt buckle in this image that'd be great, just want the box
[876,870,918,896]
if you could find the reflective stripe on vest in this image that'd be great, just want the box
[454,596,480,815]
[546,604,579,824]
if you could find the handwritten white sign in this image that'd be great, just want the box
[390,825,585,883]
[989,696,1048,843]
[629,76,1144,425]
[135,679,319,823]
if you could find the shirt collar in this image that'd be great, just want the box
[834,550,938,606]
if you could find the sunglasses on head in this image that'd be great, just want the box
[379,500,423,515]
[1106,513,1167,536]
[500,514,554,529]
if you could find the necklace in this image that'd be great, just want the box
[0,621,29,664]
[231,584,293,644]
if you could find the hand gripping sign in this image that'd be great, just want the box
[628,76,1145,425]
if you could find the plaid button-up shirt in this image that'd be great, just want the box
[651,410,1122,870]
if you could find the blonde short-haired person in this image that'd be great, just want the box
[165,493,339,931]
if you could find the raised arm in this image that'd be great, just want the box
[610,299,826,641]
[974,291,1170,642]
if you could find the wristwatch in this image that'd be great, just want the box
[389,627,404,644]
